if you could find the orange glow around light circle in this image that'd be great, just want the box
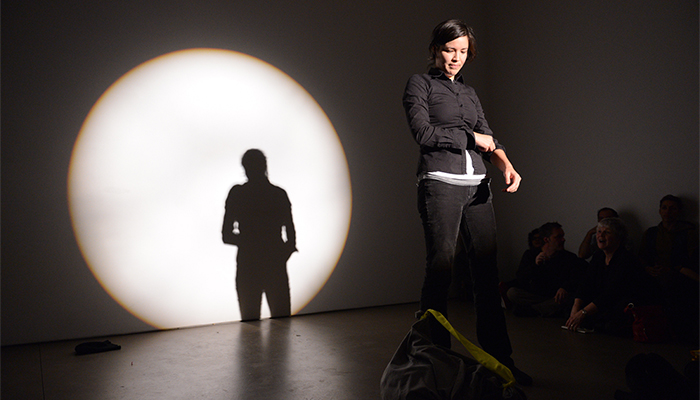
[68,49,352,328]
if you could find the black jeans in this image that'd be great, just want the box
[417,178,514,366]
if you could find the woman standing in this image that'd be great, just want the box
[402,19,530,385]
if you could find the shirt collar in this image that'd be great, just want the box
[428,67,464,83]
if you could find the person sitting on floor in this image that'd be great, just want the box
[566,217,652,335]
[578,207,619,260]
[507,222,586,317]
[521,228,544,266]
[499,228,543,309]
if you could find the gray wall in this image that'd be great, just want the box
[2,0,697,345]
[480,1,699,278]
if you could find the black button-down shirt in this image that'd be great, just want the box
[403,68,504,177]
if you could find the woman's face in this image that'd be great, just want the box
[596,226,621,253]
[435,36,469,78]
[530,233,543,249]
[659,200,680,224]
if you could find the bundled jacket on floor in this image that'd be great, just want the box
[380,310,526,400]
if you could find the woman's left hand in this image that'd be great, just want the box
[490,149,521,193]
[502,166,521,193]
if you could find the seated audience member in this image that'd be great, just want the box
[499,228,543,309]
[566,217,650,335]
[507,222,586,317]
[639,195,699,343]
[578,207,619,260]
[522,228,544,264]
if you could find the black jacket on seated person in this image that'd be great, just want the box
[576,247,652,315]
[515,249,586,298]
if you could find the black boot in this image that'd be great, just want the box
[500,357,533,387]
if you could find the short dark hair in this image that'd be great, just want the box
[659,194,683,210]
[428,19,477,68]
[527,228,540,248]
[538,222,562,239]
[597,207,619,218]
[241,149,267,176]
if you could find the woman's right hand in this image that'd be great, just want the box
[474,132,496,152]
[565,308,584,331]
[586,227,597,238]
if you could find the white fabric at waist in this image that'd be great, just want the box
[418,171,487,186]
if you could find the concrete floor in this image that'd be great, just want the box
[2,300,696,399]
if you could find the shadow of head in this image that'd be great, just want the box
[242,149,267,181]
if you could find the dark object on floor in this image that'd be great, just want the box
[380,310,526,400]
[509,365,533,387]
[614,353,695,400]
[684,358,699,395]
[74,340,121,355]
[624,303,668,343]
[498,281,513,310]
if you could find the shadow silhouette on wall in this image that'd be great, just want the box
[222,149,297,321]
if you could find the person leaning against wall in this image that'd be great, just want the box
[639,195,699,344]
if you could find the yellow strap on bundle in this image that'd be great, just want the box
[421,309,516,388]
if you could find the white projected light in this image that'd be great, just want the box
[69,49,352,328]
